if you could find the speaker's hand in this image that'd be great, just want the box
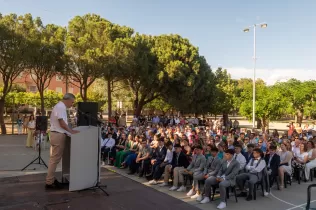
[71,130,80,134]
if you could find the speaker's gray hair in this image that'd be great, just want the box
[63,93,76,100]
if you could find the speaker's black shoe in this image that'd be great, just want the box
[45,180,63,190]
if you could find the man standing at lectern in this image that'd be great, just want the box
[46,93,80,189]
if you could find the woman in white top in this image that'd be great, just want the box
[26,115,35,148]
[292,143,308,176]
[304,141,316,180]
[278,142,293,189]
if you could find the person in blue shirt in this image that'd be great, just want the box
[217,143,225,159]
[243,144,255,164]
[258,140,267,153]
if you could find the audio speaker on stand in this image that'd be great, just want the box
[77,102,99,126]
[36,116,48,131]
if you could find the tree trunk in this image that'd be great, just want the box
[134,97,145,117]
[40,91,45,116]
[0,99,6,134]
[107,78,112,119]
[135,102,144,117]
[297,109,303,125]
[262,117,269,133]
[265,119,270,133]
[257,119,262,129]
[133,94,139,116]
[223,113,228,130]
[81,85,88,102]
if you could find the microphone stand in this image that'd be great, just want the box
[21,131,48,171]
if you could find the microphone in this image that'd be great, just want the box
[77,108,104,126]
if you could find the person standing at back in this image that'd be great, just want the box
[45,93,79,189]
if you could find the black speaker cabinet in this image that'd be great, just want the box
[77,102,99,126]
[36,116,48,131]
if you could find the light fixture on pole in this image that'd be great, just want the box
[243,22,267,129]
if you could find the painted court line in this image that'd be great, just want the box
[270,189,316,210]
[270,190,303,209]
[285,200,316,210]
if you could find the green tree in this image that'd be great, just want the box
[168,56,216,116]
[239,80,287,131]
[301,80,316,119]
[212,68,237,124]
[144,97,173,115]
[86,17,134,118]
[0,13,34,134]
[122,34,207,116]
[274,79,310,125]
[28,22,66,115]
[121,34,159,116]
[65,14,103,102]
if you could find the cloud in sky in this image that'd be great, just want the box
[226,67,315,85]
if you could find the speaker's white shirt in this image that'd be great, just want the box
[50,101,68,134]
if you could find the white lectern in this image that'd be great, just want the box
[62,126,101,191]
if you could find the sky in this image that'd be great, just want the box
[1,0,316,84]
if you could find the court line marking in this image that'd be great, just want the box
[270,189,316,210]
[270,190,302,208]
[285,200,316,210]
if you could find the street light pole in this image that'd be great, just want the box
[243,22,267,129]
[253,25,256,129]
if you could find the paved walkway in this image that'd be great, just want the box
[104,165,316,210]
[0,169,197,210]
[0,135,60,178]
[1,135,316,210]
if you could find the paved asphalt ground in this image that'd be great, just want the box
[1,135,316,210]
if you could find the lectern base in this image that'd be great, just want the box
[79,183,109,196]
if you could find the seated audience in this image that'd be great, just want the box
[114,134,132,168]
[149,140,173,185]
[236,148,268,201]
[234,144,247,172]
[265,145,280,187]
[129,139,151,176]
[292,143,308,177]
[205,149,240,209]
[101,133,116,164]
[243,143,255,164]
[199,147,222,204]
[305,141,316,181]
[145,137,167,179]
[278,142,293,189]
[176,145,206,198]
[162,144,190,188]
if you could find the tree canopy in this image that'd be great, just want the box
[1,12,316,134]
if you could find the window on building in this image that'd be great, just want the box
[29,74,37,80]
[68,87,74,93]
[56,75,63,81]
[18,72,24,79]
[29,86,37,92]
[56,87,63,93]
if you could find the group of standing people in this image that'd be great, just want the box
[15,114,36,148]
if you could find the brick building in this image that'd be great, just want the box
[11,71,80,95]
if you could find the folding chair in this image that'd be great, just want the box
[211,184,238,204]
